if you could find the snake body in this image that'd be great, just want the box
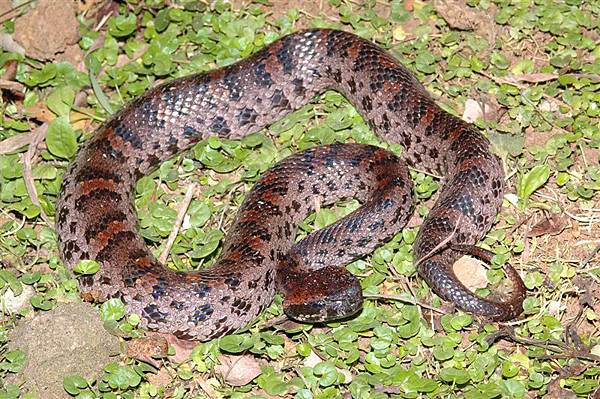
[56,29,525,341]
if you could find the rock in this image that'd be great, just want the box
[7,302,121,398]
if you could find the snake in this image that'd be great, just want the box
[56,28,526,341]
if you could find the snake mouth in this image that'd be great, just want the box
[284,294,363,323]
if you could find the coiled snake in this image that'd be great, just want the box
[56,29,526,341]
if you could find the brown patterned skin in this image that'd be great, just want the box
[56,29,525,341]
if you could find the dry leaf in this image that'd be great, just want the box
[539,100,561,112]
[463,99,485,123]
[303,350,352,383]
[26,102,55,123]
[0,32,24,55]
[143,332,198,363]
[127,335,169,368]
[71,109,94,131]
[215,355,262,386]
[463,98,501,123]
[339,368,353,384]
[303,351,322,368]
[528,213,567,237]
[0,78,25,94]
[146,367,173,388]
[547,300,564,316]
[2,285,35,314]
[504,73,558,83]
[0,132,34,154]
[454,256,488,290]
[545,378,577,399]
[2,59,17,81]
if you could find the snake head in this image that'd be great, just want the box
[281,265,363,323]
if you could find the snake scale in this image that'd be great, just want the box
[56,29,526,341]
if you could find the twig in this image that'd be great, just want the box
[564,209,600,224]
[374,384,402,394]
[193,376,218,399]
[159,184,196,264]
[0,132,35,154]
[414,214,462,267]
[363,293,446,314]
[259,315,290,330]
[477,70,570,110]
[581,243,600,268]
[487,326,600,363]
[0,212,25,236]
[22,123,50,226]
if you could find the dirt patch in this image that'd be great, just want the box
[7,302,121,399]
[230,0,392,29]
[14,0,80,60]
[230,0,341,27]
[523,126,557,149]
[0,0,12,15]
[434,0,499,45]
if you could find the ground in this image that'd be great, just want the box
[0,0,599,398]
